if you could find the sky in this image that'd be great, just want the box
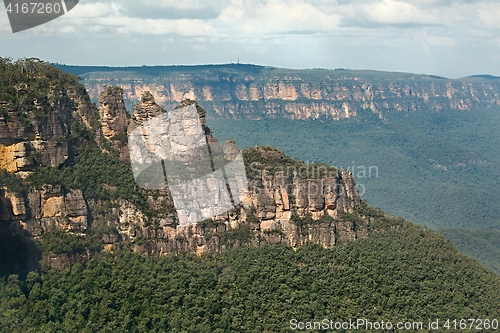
[1,0,500,78]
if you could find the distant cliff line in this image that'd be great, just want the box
[59,64,500,120]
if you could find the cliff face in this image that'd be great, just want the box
[0,74,97,173]
[0,105,71,173]
[98,86,128,140]
[80,66,500,120]
[0,63,375,271]
[0,186,88,235]
[107,156,364,257]
[113,93,365,255]
[97,86,130,160]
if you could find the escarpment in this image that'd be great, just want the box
[80,65,500,120]
[0,60,393,272]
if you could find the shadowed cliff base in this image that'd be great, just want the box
[0,234,40,278]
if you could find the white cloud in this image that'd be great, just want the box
[337,0,468,27]
[353,0,422,25]
[414,31,456,52]
[65,2,124,19]
[215,0,342,35]
[114,18,216,36]
[5,0,498,40]
[141,0,223,11]
[1,0,500,77]
[476,2,500,30]
[191,44,207,51]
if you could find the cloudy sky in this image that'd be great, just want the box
[1,0,499,78]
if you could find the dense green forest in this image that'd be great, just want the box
[1,220,500,332]
[439,228,500,274]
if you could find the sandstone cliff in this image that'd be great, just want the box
[0,185,88,235]
[104,145,364,256]
[97,86,130,160]
[0,62,382,272]
[0,63,99,174]
[98,86,128,140]
[0,102,71,173]
[113,92,366,255]
[79,65,500,120]
[1,89,368,262]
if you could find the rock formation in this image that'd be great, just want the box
[0,108,71,172]
[122,92,364,250]
[103,91,366,255]
[97,86,129,160]
[105,161,363,257]
[1,185,88,235]
[129,91,167,132]
[0,69,372,270]
[98,86,128,140]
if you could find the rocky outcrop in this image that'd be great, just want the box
[98,86,128,140]
[0,188,26,222]
[97,86,129,160]
[0,185,88,236]
[43,252,90,272]
[112,103,365,255]
[81,66,500,120]
[1,184,89,272]
[0,142,34,173]
[0,69,100,173]
[0,111,71,172]
[66,81,99,132]
[128,91,167,132]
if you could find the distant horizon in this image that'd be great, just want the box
[52,62,500,80]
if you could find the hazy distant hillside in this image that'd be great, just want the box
[439,228,500,274]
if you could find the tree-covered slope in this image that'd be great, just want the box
[439,228,500,275]
[1,220,499,332]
